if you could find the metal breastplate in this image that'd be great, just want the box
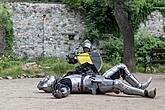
[65,74,92,93]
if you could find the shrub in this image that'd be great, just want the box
[104,36,123,65]
[0,3,14,53]
[103,30,165,68]
[135,30,165,63]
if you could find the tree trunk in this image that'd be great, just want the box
[114,0,136,72]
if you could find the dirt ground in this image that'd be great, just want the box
[0,73,165,110]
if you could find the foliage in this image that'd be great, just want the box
[83,23,100,43]
[126,0,154,31]
[0,3,14,52]
[6,0,62,2]
[104,36,123,64]
[62,0,165,40]
[135,30,165,63]
[100,62,113,74]
[152,0,165,16]
[62,0,119,42]
[0,55,24,77]
[103,30,165,72]
[137,63,165,73]
[34,57,77,76]
[0,54,164,77]
[0,56,77,77]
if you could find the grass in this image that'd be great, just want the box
[100,62,113,74]
[0,57,77,77]
[0,56,164,77]
[136,63,165,73]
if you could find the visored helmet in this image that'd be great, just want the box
[82,39,92,49]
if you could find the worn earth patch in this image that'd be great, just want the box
[0,73,165,110]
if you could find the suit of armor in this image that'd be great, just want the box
[37,63,156,99]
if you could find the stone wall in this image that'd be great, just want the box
[8,3,164,58]
[140,11,165,38]
[8,3,85,58]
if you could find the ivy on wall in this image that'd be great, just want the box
[152,0,165,16]
[6,0,62,2]
[0,3,14,53]
[62,0,165,42]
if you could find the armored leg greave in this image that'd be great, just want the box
[103,63,151,89]
[113,79,156,98]
[113,80,142,96]
[96,78,156,98]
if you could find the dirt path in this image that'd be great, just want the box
[0,73,165,110]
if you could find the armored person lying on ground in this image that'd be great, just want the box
[37,63,156,99]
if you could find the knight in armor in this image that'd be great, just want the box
[66,39,92,64]
[37,40,156,99]
[37,63,155,99]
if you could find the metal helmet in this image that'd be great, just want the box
[82,40,92,49]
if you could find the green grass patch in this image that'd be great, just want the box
[100,62,113,74]
[34,57,77,76]
[0,56,164,77]
[136,63,165,73]
[0,57,77,77]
